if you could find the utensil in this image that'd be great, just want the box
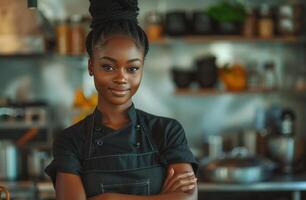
[201,147,276,183]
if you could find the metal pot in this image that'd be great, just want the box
[0,140,18,180]
[201,147,276,183]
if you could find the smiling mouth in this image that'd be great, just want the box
[109,88,130,96]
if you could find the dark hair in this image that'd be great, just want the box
[86,0,149,58]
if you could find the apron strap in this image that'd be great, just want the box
[84,111,95,160]
[136,110,168,167]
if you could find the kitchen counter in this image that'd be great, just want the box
[0,181,54,200]
[1,174,306,200]
[198,173,306,200]
[198,173,306,191]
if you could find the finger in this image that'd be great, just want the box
[179,184,196,192]
[162,168,174,191]
[171,177,197,192]
[162,172,195,192]
[163,172,195,192]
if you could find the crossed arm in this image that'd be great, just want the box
[55,163,197,200]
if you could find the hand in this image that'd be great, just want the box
[161,168,197,194]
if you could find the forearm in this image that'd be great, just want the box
[88,188,197,200]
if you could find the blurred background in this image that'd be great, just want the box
[0,0,306,200]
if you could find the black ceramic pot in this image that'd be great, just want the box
[195,56,218,88]
[171,68,195,88]
[164,11,189,36]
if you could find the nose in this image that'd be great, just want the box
[113,68,127,84]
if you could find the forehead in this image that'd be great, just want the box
[93,36,143,60]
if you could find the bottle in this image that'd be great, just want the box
[263,62,277,90]
[70,15,85,56]
[258,4,274,38]
[56,17,71,55]
[280,109,295,136]
[145,11,163,42]
[243,7,257,38]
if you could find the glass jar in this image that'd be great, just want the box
[145,11,163,42]
[258,5,274,38]
[263,62,277,90]
[70,15,85,56]
[56,17,71,55]
[276,5,299,36]
[243,8,257,38]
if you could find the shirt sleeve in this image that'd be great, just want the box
[45,130,82,185]
[160,119,199,174]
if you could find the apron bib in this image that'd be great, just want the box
[81,110,166,197]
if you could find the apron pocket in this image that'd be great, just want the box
[100,179,150,196]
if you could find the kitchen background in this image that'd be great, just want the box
[0,0,306,200]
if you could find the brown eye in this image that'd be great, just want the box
[127,66,139,73]
[102,64,115,72]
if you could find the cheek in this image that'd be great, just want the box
[130,74,142,87]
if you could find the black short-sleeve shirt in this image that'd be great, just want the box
[45,105,198,185]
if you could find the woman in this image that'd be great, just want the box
[45,0,198,199]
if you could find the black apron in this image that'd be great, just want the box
[81,109,166,197]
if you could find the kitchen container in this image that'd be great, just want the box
[258,4,274,38]
[164,11,189,36]
[195,56,218,88]
[27,148,50,180]
[171,68,195,88]
[0,186,10,200]
[145,11,163,41]
[70,15,85,56]
[267,135,305,173]
[191,11,214,35]
[56,17,71,55]
[0,140,18,181]
[201,147,276,183]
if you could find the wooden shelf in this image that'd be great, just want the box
[151,35,304,45]
[174,88,306,96]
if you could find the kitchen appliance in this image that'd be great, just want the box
[268,136,305,173]
[201,147,276,183]
[267,108,305,173]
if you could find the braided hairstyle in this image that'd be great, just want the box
[86,0,149,58]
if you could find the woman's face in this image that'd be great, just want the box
[89,36,144,106]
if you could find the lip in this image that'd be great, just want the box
[109,88,130,96]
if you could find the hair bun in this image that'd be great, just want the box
[89,0,139,29]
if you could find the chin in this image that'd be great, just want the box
[108,97,131,105]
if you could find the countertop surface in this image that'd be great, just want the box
[2,173,306,192]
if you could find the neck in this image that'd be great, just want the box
[97,99,132,129]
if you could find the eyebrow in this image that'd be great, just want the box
[99,56,142,63]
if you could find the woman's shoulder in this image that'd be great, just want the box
[55,114,92,143]
[52,115,92,159]
[136,109,183,130]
